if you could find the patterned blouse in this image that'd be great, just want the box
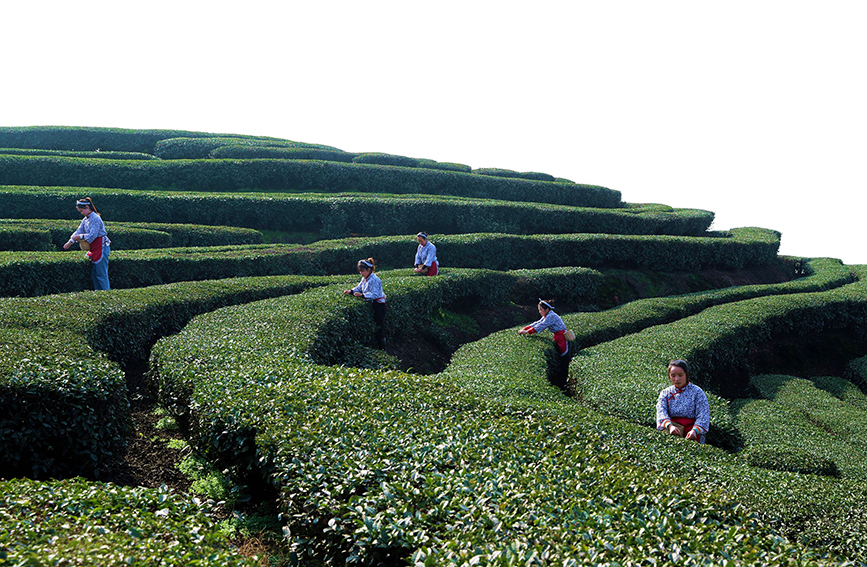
[655,382,710,443]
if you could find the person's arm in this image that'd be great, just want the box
[656,389,672,431]
[64,220,87,249]
[687,388,711,440]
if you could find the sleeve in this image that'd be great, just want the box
[70,219,86,242]
[530,314,552,334]
[362,276,383,300]
[691,388,711,437]
[351,278,364,294]
[414,245,423,265]
[423,244,436,267]
[656,389,672,430]
[84,215,106,243]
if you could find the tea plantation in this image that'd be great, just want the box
[1,126,866,565]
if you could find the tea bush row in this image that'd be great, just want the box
[0,126,271,154]
[0,147,158,160]
[734,374,867,480]
[149,274,840,565]
[0,267,596,479]
[0,477,257,566]
[0,228,778,297]
[567,267,867,448]
[0,185,712,236]
[153,136,340,159]
[0,155,621,207]
[0,218,262,251]
[0,274,337,478]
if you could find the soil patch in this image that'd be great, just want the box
[98,361,190,491]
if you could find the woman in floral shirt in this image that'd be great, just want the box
[656,359,710,443]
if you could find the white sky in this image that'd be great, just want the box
[2,1,865,264]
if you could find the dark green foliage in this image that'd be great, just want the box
[149,271,849,565]
[0,478,258,566]
[0,228,777,297]
[473,167,556,182]
[0,126,261,154]
[0,156,621,207]
[210,145,358,161]
[351,152,419,167]
[154,137,339,159]
[845,355,867,392]
[0,274,336,478]
[0,219,262,251]
[740,444,839,476]
[0,147,158,159]
[0,186,711,236]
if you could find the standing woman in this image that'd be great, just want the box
[343,257,387,349]
[517,299,570,357]
[413,232,438,276]
[655,359,710,443]
[63,197,111,291]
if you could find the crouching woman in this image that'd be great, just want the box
[343,257,387,349]
[656,359,710,443]
[517,299,571,357]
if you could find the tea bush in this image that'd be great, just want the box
[210,145,358,161]
[734,374,867,480]
[0,477,258,566]
[0,125,251,153]
[0,155,621,207]
[0,147,158,159]
[154,136,337,159]
[0,218,262,250]
[473,167,556,182]
[0,274,337,478]
[150,274,843,566]
[0,185,712,236]
[0,228,776,297]
[567,267,867,448]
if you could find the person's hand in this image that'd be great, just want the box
[72,235,81,242]
[343,289,352,295]
[517,328,527,335]
[63,241,72,250]
[668,424,682,436]
[686,429,699,441]
[354,292,363,297]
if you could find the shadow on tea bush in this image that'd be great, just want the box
[740,444,839,477]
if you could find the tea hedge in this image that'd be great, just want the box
[0,185,712,236]
[0,126,263,154]
[210,145,358,162]
[0,228,778,297]
[0,274,337,478]
[0,219,263,250]
[733,374,867,480]
[149,274,842,565]
[845,355,867,392]
[0,147,158,159]
[0,477,258,566]
[154,137,341,159]
[0,155,621,207]
[473,167,556,182]
[567,267,867,448]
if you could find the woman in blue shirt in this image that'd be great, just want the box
[413,232,438,276]
[656,359,710,443]
[62,197,111,290]
[344,257,387,349]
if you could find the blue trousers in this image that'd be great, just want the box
[91,245,110,290]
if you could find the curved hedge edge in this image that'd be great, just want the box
[0,478,258,566]
[0,274,339,479]
[147,273,850,565]
[733,374,867,481]
[0,155,622,208]
[567,268,867,449]
[0,185,709,237]
[0,228,778,298]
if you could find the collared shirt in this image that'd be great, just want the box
[71,213,110,245]
[414,241,437,267]
[352,272,386,303]
[656,382,711,443]
[529,311,567,334]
